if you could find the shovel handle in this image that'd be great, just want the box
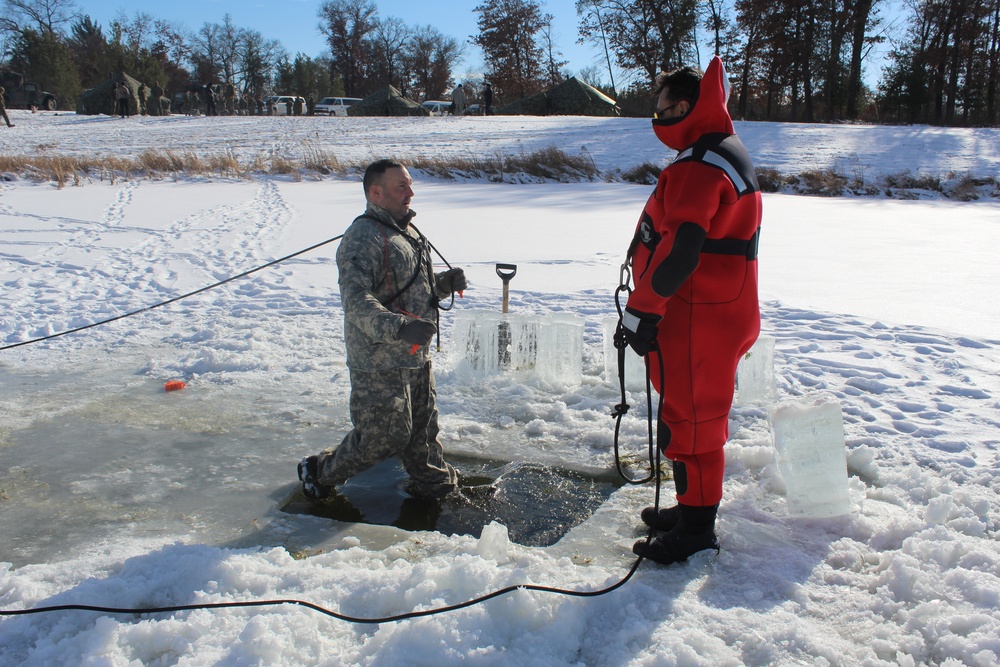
[495,263,517,283]
[496,263,516,315]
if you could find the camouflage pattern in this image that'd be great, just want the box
[315,364,457,497]
[497,76,620,117]
[309,202,459,497]
[76,72,145,116]
[0,86,11,127]
[337,204,451,371]
[347,85,430,117]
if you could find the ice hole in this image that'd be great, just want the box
[280,454,624,547]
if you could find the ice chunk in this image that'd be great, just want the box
[476,520,512,563]
[769,396,851,518]
[602,317,647,391]
[735,335,777,405]
[452,311,583,385]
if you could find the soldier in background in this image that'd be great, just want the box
[224,80,236,115]
[204,83,217,116]
[451,83,467,115]
[0,87,14,127]
[150,81,163,116]
[297,159,468,501]
[138,82,148,115]
[116,80,131,118]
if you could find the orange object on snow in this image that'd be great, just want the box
[164,380,186,392]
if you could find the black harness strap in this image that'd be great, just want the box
[356,213,429,308]
[701,227,761,260]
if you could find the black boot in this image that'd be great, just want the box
[640,504,681,532]
[633,504,719,565]
[297,455,331,501]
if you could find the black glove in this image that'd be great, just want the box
[399,319,437,345]
[621,306,661,355]
[439,267,468,294]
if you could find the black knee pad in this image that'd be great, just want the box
[657,420,672,456]
[672,460,688,496]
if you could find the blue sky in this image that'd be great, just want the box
[77,0,607,80]
[77,0,898,87]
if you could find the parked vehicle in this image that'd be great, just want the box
[421,100,451,116]
[0,71,57,110]
[314,97,361,116]
[267,95,307,115]
[464,104,482,116]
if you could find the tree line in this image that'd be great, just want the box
[1,0,996,125]
[579,0,1000,125]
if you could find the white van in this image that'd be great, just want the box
[315,97,362,116]
[421,100,452,116]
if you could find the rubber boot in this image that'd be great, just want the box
[640,504,681,532]
[297,455,331,501]
[633,504,720,565]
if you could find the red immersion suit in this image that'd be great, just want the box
[626,57,761,507]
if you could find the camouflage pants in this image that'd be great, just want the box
[316,362,457,497]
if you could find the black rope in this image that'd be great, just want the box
[0,233,347,352]
[0,551,647,623]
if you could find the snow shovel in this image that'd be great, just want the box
[496,263,516,367]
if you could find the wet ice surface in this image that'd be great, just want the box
[0,362,335,566]
[0,349,623,567]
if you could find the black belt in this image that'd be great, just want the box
[701,228,759,260]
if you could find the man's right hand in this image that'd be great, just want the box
[399,319,436,345]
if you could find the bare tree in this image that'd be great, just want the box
[473,0,551,100]
[317,0,378,96]
[576,0,617,95]
[1,0,77,36]
[405,24,462,100]
[368,15,409,92]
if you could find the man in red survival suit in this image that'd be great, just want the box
[621,57,761,566]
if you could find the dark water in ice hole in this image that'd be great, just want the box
[281,454,625,547]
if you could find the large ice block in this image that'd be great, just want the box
[769,396,851,518]
[452,311,583,385]
[602,316,647,391]
[735,334,777,405]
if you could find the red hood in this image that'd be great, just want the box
[652,56,735,151]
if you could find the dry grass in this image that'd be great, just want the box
[620,162,662,185]
[407,146,600,183]
[0,148,995,201]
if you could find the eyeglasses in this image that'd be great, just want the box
[654,102,681,119]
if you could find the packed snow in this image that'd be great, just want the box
[0,108,998,666]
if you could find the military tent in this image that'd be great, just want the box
[76,72,149,116]
[347,86,429,117]
[496,77,620,117]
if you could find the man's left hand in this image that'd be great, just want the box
[440,268,468,294]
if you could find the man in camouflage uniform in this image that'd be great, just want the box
[0,87,13,127]
[298,159,468,500]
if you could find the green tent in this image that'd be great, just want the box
[497,77,620,117]
[76,72,147,116]
[347,86,430,117]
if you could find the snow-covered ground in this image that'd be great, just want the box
[0,109,998,665]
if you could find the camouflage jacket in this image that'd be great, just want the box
[337,203,452,370]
